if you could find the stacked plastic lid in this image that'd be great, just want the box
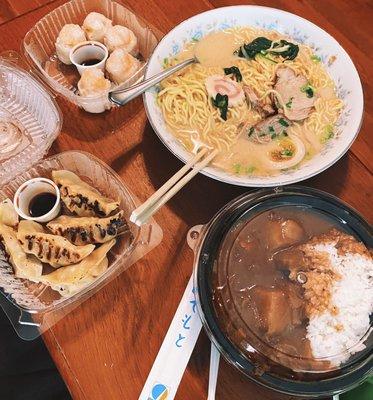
[0,57,62,186]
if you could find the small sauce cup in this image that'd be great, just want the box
[14,178,60,223]
[70,41,109,76]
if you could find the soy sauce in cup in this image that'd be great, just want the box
[29,192,58,217]
[14,178,61,223]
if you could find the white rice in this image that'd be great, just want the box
[306,241,373,366]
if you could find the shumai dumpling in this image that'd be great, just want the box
[55,24,86,64]
[0,199,18,227]
[82,12,112,42]
[104,25,138,54]
[77,68,111,97]
[17,220,94,267]
[0,223,42,281]
[52,170,119,217]
[106,48,141,84]
[47,211,128,245]
[41,239,115,296]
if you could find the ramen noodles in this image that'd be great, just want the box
[157,27,344,177]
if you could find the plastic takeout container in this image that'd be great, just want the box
[22,0,159,113]
[0,53,162,340]
[188,187,372,397]
[0,151,163,340]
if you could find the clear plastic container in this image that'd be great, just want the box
[189,187,373,397]
[0,51,162,340]
[0,151,163,340]
[22,0,160,113]
[0,58,62,186]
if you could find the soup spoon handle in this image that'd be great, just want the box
[108,57,196,106]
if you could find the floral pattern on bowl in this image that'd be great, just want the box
[144,6,363,187]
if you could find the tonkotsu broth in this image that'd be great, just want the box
[212,206,348,373]
[157,27,343,177]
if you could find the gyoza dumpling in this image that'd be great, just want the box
[47,258,108,297]
[47,211,128,245]
[106,48,141,84]
[55,24,86,64]
[104,25,138,54]
[82,12,112,42]
[17,220,94,266]
[0,223,42,281]
[77,68,111,97]
[40,239,115,296]
[0,199,18,227]
[52,170,119,217]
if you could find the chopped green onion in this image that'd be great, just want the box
[268,126,275,133]
[311,54,321,63]
[321,125,335,143]
[281,148,293,157]
[233,163,241,174]
[279,118,289,127]
[285,97,294,109]
[301,83,315,98]
[248,127,255,137]
[246,166,256,174]
[271,133,277,139]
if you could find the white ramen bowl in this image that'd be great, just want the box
[144,6,364,187]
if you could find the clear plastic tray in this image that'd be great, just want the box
[0,151,163,339]
[22,0,160,113]
[0,58,62,186]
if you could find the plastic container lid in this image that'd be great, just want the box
[0,57,62,186]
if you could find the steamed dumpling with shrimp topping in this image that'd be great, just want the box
[0,223,42,281]
[106,48,141,84]
[104,25,138,54]
[205,75,245,107]
[55,24,86,65]
[47,211,128,245]
[40,239,115,297]
[77,68,111,97]
[52,170,119,217]
[82,12,112,42]
[17,220,95,267]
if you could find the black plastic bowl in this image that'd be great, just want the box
[194,186,372,397]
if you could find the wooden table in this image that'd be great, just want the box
[0,0,372,399]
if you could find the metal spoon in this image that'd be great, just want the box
[108,57,196,106]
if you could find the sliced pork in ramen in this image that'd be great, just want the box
[274,67,316,121]
[243,85,275,117]
[247,114,292,144]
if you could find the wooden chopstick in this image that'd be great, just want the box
[130,148,218,226]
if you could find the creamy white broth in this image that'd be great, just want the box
[157,26,343,177]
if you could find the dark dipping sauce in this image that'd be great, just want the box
[29,192,57,217]
[212,206,346,375]
[80,58,102,66]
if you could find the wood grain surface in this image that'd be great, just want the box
[0,0,372,399]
